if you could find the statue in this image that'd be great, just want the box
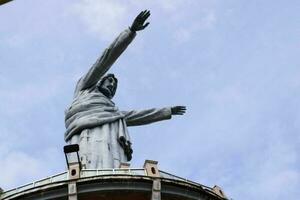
[65,10,186,169]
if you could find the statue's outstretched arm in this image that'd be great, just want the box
[75,10,151,94]
[123,105,186,126]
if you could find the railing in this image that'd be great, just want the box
[159,170,213,191]
[2,172,68,199]
[81,168,147,177]
[1,169,213,199]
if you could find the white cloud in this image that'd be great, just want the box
[201,12,217,29]
[0,126,63,189]
[70,0,128,41]
[173,28,192,44]
[3,34,28,48]
[0,75,65,115]
[151,0,187,12]
[173,10,216,44]
[0,148,64,190]
[0,152,46,189]
[70,0,217,42]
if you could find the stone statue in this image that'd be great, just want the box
[65,10,186,169]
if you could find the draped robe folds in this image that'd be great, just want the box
[65,28,172,169]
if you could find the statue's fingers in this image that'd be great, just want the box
[176,106,186,111]
[141,10,148,17]
[137,11,144,19]
[144,10,151,19]
[141,10,150,21]
[176,110,185,114]
[179,109,186,113]
[137,10,147,20]
[177,105,185,108]
[142,22,150,29]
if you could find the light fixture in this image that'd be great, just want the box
[63,144,82,179]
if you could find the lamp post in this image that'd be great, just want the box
[63,144,82,200]
[63,144,82,171]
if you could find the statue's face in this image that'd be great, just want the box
[98,76,117,99]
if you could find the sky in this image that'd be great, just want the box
[0,0,299,199]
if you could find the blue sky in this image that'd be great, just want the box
[0,0,299,199]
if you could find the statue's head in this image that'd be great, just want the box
[97,74,118,99]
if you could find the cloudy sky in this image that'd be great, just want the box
[0,0,299,199]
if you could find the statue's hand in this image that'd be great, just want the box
[130,10,150,32]
[171,106,186,115]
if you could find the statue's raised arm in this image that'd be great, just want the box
[74,10,151,95]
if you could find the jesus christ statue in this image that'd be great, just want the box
[64,10,186,169]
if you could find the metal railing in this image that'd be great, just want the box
[1,169,213,199]
[2,172,68,199]
[159,170,213,191]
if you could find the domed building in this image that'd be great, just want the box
[0,160,227,200]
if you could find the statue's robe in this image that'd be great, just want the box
[65,29,172,169]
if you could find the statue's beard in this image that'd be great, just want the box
[98,86,115,99]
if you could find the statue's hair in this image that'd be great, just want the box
[97,73,118,97]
